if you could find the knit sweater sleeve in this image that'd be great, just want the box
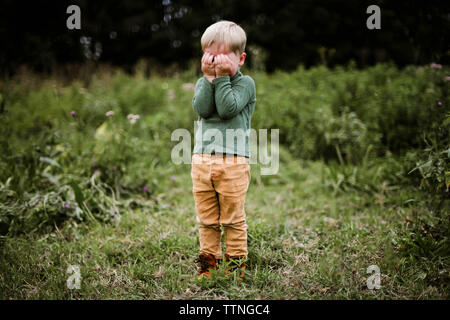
[192,76,215,119]
[212,75,255,120]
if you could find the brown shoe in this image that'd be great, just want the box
[195,253,219,279]
[225,254,247,280]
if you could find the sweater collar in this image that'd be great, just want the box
[230,69,242,81]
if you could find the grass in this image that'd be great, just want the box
[0,63,448,299]
[1,154,448,299]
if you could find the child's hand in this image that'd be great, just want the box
[201,52,216,82]
[214,54,237,78]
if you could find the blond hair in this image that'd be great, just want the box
[201,20,247,55]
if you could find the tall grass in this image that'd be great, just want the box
[0,62,448,299]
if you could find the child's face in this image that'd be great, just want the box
[204,42,246,75]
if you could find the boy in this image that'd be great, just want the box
[191,20,256,279]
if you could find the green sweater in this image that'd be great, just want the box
[192,69,256,157]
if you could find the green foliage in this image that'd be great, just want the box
[0,64,448,300]
[252,63,448,162]
[409,112,450,200]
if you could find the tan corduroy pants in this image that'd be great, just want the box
[191,153,251,259]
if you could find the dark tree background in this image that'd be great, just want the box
[0,0,448,76]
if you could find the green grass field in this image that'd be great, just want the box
[1,153,448,299]
[0,63,448,299]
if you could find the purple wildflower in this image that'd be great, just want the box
[430,63,442,70]
[64,204,70,209]
[170,176,177,181]
[437,101,443,107]
[143,187,149,192]
[127,114,140,125]
[71,111,76,116]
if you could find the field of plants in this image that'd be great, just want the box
[0,62,448,299]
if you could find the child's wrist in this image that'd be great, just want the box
[216,71,231,78]
[205,75,215,83]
